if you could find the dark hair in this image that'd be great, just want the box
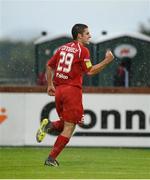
[71,24,88,40]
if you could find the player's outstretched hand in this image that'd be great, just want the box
[105,50,114,63]
[47,85,55,96]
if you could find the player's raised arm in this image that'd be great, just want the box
[87,50,114,76]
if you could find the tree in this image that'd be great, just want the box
[0,40,35,85]
[138,19,150,36]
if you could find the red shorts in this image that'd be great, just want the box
[55,85,84,124]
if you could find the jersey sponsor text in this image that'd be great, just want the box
[56,72,68,79]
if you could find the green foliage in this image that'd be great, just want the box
[0,40,35,85]
[139,20,150,36]
[0,147,150,179]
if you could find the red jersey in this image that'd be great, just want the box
[47,41,92,88]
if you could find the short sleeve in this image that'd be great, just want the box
[80,47,92,73]
[47,50,59,69]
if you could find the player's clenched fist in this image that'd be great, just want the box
[105,50,114,63]
[47,85,55,96]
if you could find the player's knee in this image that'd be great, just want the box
[61,122,75,138]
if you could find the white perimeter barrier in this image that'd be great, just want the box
[0,93,150,147]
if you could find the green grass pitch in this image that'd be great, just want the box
[0,147,150,179]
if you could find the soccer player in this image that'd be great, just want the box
[36,23,114,167]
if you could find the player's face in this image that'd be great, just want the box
[79,28,91,45]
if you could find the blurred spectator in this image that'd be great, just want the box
[37,71,47,85]
[114,62,129,87]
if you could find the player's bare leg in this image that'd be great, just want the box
[44,121,76,167]
[61,121,76,137]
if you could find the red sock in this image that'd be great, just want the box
[49,135,69,159]
[51,120,64,132]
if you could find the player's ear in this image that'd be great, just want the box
[78,33,82,39]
